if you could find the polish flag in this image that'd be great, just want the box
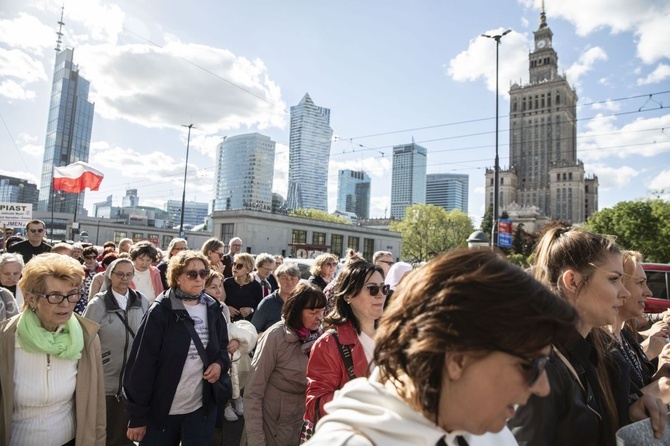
[53,161,104,194]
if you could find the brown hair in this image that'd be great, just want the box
[282,282,327,331]
[166,250,211,289]
[310,253,339,277]
[19,253,85,311]
[375,248,577,422]
[201,238,224,258]
[129,241,159,262]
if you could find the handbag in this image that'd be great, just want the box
[182,314,233,405]
[300,330,357,443]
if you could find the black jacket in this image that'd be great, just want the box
[123,289,230,429]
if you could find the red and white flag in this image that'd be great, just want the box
[53,161,104,193]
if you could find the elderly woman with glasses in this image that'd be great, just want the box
[224,253,263,322]
[306,249,579,446]
[0,253,105,445]
[83,258,150,445]
[305,260,387,428]
[124,250,230,445]
[308,254,339,291]
[245,283,326,446]
[0,252,25,307]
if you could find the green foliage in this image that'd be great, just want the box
[480,204,493,238]
[393,204,474,263]
[585,199,670,263]
[290,209,351,225]
[507,253,530,268]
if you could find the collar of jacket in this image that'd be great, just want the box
[156,288,221,318]
[102,288,143,312]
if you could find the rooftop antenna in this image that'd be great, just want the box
[55,4,65,52]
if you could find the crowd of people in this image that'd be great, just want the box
[0,219,669,445]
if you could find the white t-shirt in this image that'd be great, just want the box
[132,269,156,302]
[169,302,209,415]
[358,331,375,365]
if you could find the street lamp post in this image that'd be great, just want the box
[179,124,195,238]
[482,29,511,247]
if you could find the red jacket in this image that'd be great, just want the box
[304,320,370,423]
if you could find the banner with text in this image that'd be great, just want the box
[0,203,33,228]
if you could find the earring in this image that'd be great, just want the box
[345,300,351,305]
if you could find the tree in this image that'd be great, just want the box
[480,204,493,238]
[391,204,474,263]
[585,199,670,263]
[290,209,351,225]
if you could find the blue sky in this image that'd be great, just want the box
[1,0,669,226]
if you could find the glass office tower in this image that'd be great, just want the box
[390,142,427,220]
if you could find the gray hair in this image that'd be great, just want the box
[103,258,135,291]
[373,251,393,263]
[255,253,276,269]
[274,262,300,278]
[0,252,24,270]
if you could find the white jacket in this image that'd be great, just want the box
[307,370,518,446]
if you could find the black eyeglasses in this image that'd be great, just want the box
[33,291,81,304]
[29,228,45,234]
[234,263,245,270]
[185,269,210,280]
[496,346,553,386]
[379,260,395,266]
[112,271,134,279]
[365,284,390,296]
[84,255,97,260]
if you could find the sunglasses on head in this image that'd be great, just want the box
[365,284,390,296]
[235,263,245,270]
[496,346,553,386]
[185,269,209,280]
[29,228,45,234]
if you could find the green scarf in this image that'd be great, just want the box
[16,310,84,361]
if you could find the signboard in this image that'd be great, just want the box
[497,218,513,249]
[0,203,32,228]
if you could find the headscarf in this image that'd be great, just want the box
[384,262,413,291]
[102,258,135,293]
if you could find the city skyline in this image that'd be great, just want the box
[1,0,668,228]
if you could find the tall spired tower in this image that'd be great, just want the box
[37,7,95,215]
[485,6,598,224]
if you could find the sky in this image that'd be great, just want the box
[1,0,669,228]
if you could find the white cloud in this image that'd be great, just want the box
[637,63,670,85]
[17,133,43,157]
[0,80,36,101]
[591,99,621,112]
[584,163,639,190]
[519,0,670,64]
[77,40,286,133]
[0,13,55,53]
[565,47,608,87]
[649,168,670,191]
[272,143,289,199]
[0,169,39,185]
[579,114,670,160]
[0,48,47,83]
[446,29,530,97]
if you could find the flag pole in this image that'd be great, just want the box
[71,191,79,241]
[50,175,55,241]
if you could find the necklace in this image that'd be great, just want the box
[612,332,644,387]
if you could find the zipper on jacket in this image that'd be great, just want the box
[45,353,51,403]
[117,309,131,400]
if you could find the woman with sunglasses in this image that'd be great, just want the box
[224,253,263,322]
[201,237,226,275]
[0,253,105,445]
[124,250,230,445]
[245,282,326,446]
[307,253,339,291]
[83,258,150,445]
[306,249,576,446]
[305,260,387,428]
[508,228,667,445]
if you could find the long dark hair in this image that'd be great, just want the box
[282,282,327,331]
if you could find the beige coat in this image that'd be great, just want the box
[0,313,106,445]
[244,320,309,446]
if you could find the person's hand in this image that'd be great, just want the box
[662,310,670,325]
[629,394,667,439]
[228,306,241,317]
[641,321,670,339]
[203,362,222,383]
[239,307,253,318]
[658,344,670,369]
[642,330,669,359]
[227,339,240,354]
[127,426,147,442]
[213,262,225,274]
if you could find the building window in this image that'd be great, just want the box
[331,234,343,258]
[292,230,307,245]
[148,233,159,246]
[132,232,144,242]
[221,223,234,244]
[312,232,326,246]
[113,231,127,243]
[347,236,359,252]
[162,235,172,248]
[363,238,375,260]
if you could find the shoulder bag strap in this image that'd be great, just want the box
[183,316,210,367]
[331,332,356,381]
[553,345,585,392]
[114,312,136,338]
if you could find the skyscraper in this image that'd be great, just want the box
[390,142,427,220]
[485,8,598,224]
[38,43,94,214]
[165,200,209,228]
[0,175,39,207]
[426,173,469,213]
[213,133,276,212]
[336,170,371,219]
[287,93,333,212]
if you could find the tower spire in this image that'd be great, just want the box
[55,4,65,52]
[540,0,547,29]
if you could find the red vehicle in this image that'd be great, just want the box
[643,263,670,314]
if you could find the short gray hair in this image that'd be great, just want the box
[0,252,24,270]
[274,262,300,278]
[255,253,276,269]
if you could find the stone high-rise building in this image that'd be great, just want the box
[485,8,598,224]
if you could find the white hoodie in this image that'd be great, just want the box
[307,370,518,446]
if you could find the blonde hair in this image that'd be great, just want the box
[18,253,85,311]
[234,253,255,282]
[310,253,338,277]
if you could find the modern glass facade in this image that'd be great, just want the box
[336,169,371,219]
[38,48,94,214]
[165,199,209,228]
[0,175,39,207]
[390,143,427,220]
[213,133,275,212]
[286,93,333,212]
[426,173,469,213]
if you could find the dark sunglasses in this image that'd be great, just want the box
[185,269,209,280]
[379,260,395,266]
[234,263,245,270]
[29,228,45,234]
[365,284,390,296]
[497,346,553,386]
[324,262,338,267]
